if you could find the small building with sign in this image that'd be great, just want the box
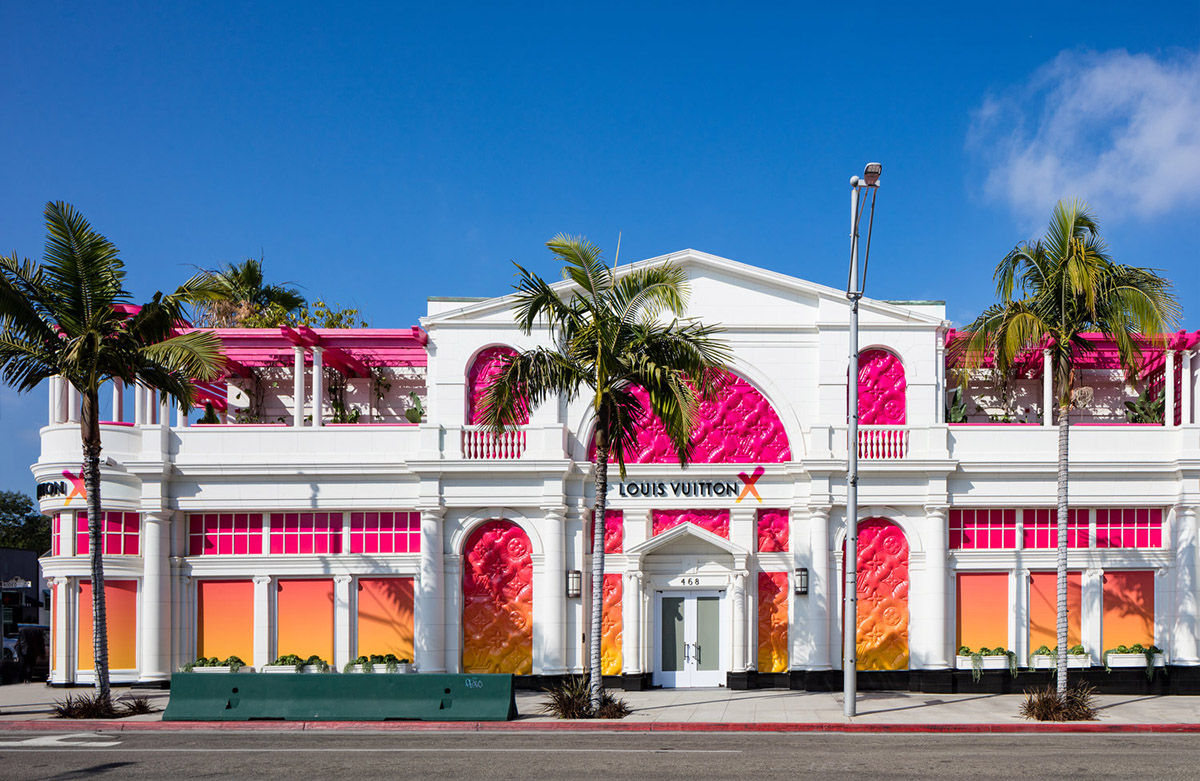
[32,250,1200,690]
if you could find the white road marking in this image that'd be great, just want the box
[0,733,122,748]
[0,746,738,753]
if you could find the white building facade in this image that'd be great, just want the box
[34,251,1200,690]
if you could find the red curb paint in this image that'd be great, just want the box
[3,720,1200,733]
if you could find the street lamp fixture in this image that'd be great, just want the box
[844,161,882,719]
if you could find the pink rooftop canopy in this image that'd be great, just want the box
[945,330,1200,379]
[181,325,428,411]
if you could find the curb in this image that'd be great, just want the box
[2,719,1200,733]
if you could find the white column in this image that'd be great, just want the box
[1042,349,1053,426]
[292,346,305,427]
[807,506,832,670]
[133,382,144,425]
[111,379,124,423]
[140,512,172,682]
[624,572,643,675]
[1174,506,1200,665]
[63,510,77,557]
[732,570,747,672]
[935,335,946,423]
[147,389,158,425]
[48,376,60,425]
[923,505,950,668]
[1082,569,1103,662]
[415,506,446,673]
[540,506,568,674]
[1183,351,1193,425]
[67,383,81,423]
[311,347,324,427]
[159,394,169,430]
[333,575,353,670]
[252,575,273,669]
[51,577,72,684]
[1166,349,1177,427]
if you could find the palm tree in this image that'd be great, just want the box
[0,202,226,702]
[195,256,306,327]
[954,199,1179,694]
[479,235,730,711]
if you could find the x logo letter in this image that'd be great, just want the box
[736,466,765,503]
[63,468,87,506]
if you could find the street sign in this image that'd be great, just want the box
[1,578,32,589]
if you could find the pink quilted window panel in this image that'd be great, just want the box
[757,508,789,552]
[857,349,906,425]
[652,509,729,538]
[467,346,528,425]
[76,512,140,555]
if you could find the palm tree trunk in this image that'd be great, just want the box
[589,418,610,714]
[81,390,111,703]
[1056,402,1070,695]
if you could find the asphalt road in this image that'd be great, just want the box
[1,730,1197,780]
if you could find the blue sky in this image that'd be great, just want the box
[2,2,1198,494]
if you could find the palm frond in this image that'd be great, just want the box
[548,234,611,301]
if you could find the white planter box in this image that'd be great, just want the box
[262,664,329,674]
[187,665,254,674]
[1030,655,1090,669]
[1106,653,1166,668]
[956,655,1012,671]
[345,663,413,674]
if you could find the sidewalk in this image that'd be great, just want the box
[2,682,1199,730]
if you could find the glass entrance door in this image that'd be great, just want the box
[655,590,725,687]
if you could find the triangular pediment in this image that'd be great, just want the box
[421,249,945,329]
[625,521,748,562]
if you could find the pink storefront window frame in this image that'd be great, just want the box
[1096,508,1163,548]
[949,509,1018,550]
[1023,509,1089,549]
[187,513,264,556]
[76,511,140,555]
[269,512,343,555]
[348,511,420,554]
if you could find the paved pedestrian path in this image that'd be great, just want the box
[1,682,1198,727]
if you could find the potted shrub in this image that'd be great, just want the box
[343,654,413,674]
[262,654,331,673]
[180,655,251,673]
[956,646,1018,682]
[1029,644,1090,670]
[1103,644,1166,678]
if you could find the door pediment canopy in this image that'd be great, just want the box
[625,522,749,567]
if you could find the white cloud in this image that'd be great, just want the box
[969,48,1200,222]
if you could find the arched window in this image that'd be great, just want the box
[590,371,790,463]
[857,349,906,425]
[466,346,528,425]
[461,520,533,674]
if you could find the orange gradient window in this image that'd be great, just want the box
[276,579,334,661]
[356,578,414,660]
[956,573,1009,650]
[1102,570,1155,648]
[197,580,254,662]
[78,580,137,670]
[1029,571,1082,650]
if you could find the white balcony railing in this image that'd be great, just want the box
[460,425,527,459]
[858,425,910,459]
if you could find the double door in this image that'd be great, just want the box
[654,590,725,687]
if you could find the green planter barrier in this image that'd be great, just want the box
[163,672,518,721]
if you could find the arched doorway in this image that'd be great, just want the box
[844,517,909,670]
[467,346,527,424]
[462,520,533,674]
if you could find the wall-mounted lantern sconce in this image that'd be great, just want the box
[795,568,809,596]
[567,570,583,598]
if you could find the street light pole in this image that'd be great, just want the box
[845,162,881,718]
